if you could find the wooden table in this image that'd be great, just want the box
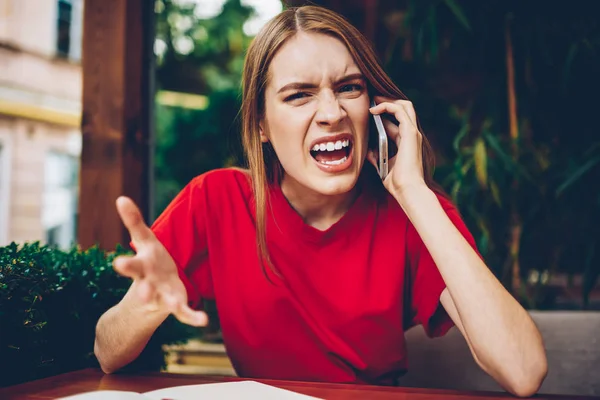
[0,368,596,400]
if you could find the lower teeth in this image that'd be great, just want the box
[320,156,348,166]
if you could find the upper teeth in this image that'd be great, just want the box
[312,140,350,152]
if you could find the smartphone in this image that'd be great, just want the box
[370,99,388,180]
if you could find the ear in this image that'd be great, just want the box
[259,122,269,143]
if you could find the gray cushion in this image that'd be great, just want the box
[399,311,600,396]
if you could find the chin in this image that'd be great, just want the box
[281,150,366,197]
[310,172,361,196]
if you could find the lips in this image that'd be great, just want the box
[309,133,354,173]
[309,133,352,149]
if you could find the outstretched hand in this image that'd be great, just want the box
[112,196,208,327]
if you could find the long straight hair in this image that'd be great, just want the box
[241,6,439,273]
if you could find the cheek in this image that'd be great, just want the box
[268,107,312,144]
[350,108,370,140]
[265,111,312,163]
[343,97,370,127]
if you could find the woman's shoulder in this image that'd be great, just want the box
[190,166,250,185]
[188,167,253,198]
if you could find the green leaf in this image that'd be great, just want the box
[443,0,472,31]
[460,157,473,177]
[490,181,503,208]
[482,131,534,182]
[451,180,462,203]
[452,122,470,154]
[473,137,488,188]
[563,42,579,91]
[556,155,600,196]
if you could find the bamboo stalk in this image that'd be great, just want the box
[505,13,522,293]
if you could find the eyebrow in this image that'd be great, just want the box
[276,73,365,94]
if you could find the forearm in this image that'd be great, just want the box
[395,184,546,396]
[94,282,169,374]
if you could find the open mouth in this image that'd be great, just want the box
[310,138,353,166]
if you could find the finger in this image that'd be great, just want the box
[113,255,144,279]
[370,100,416,124]
[175,303,209,327]
[372,96,416,119]
[162,293,208,327]
[116,196,154,245]
[398,100,418,126]
[370,102,418,142]
[393,103,421,147]
[369,102,403,143]
[372,97,402,128]
[381,119,397,138]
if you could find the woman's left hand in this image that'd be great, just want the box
[367,96,426,196]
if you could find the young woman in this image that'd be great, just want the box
[94,5,547,397]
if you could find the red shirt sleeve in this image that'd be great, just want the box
[148,175,213,310]
[405,193,479,338]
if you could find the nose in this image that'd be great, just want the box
[315,93,346,128]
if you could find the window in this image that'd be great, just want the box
[56,0,72,57]
[42,151,79,249]
[56,0,83,60]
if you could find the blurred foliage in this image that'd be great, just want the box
[154,89,244,214]
[153,0,253,214]
[0,242,197,387]
[381,0,600,308]
[155,0,255,93]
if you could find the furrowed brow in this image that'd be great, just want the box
[277,73,365,94]
[277,82,318,94]
[335,73,365,85]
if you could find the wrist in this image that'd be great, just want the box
[391,181,433,208]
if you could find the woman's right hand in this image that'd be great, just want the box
[112,196,208,327]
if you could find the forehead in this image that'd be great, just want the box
[268,32,359,87]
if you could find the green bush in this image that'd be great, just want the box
[0,242,197,387]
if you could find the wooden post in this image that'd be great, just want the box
[77,0,154,250]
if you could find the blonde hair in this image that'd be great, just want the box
[241,6,439,274]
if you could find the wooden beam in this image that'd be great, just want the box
[78,0,154,250]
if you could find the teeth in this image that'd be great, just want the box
[319,156,348,165]
[311,140,350,152]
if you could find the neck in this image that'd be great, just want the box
[280,175,361,231]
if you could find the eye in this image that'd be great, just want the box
[339,84,362,93]
[285,92,309,102]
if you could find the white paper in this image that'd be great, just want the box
[144,381,322,400]
[59,390,145,400]
[59,381,323,400]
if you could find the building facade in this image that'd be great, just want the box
[0,0,82,248]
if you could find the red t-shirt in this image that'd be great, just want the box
[150,167,478,385]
